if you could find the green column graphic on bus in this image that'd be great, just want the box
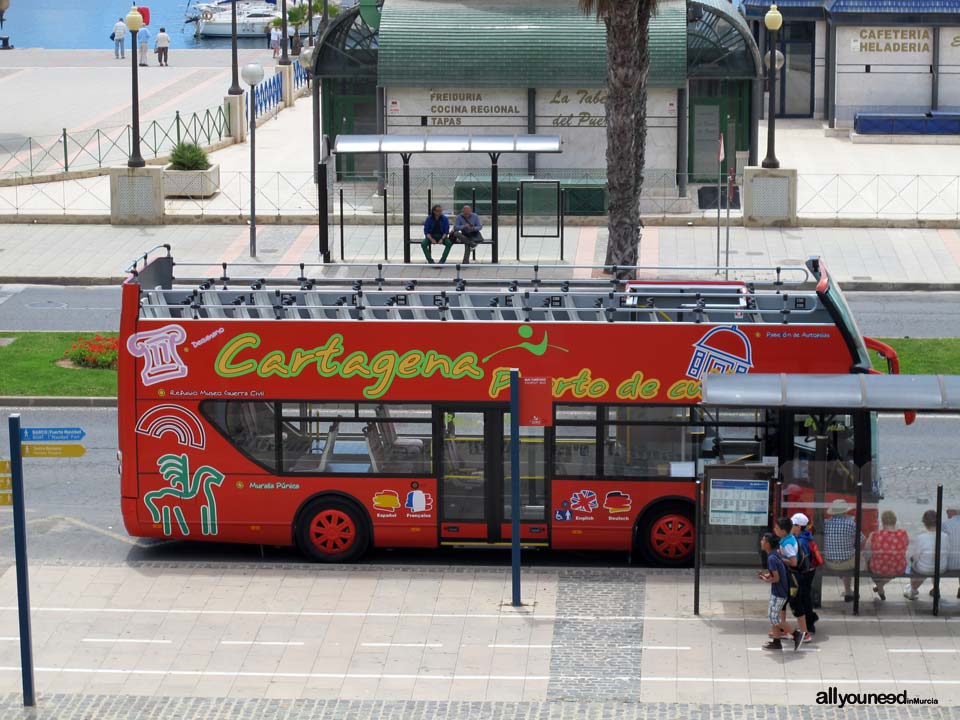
[144,453,225,537]
[481,325,569,363]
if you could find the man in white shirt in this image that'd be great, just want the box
[905,509,950,600]
[944,507,960,599]
[113,18,128,60]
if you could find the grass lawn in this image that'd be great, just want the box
[0,333,117,397]
[0,333,956,397]
[869,338,960,375]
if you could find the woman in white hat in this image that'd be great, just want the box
[823,498,863,602]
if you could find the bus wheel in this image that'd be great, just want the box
[298,500,368,563]
[638,503,694,566]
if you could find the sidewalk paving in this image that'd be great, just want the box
[1,223,960,290]
[0,562,954,715]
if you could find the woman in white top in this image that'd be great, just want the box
[155,28,171,67]
[904,509,950,600]
[270,27,282,59]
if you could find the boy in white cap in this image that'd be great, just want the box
[792,512,819,639]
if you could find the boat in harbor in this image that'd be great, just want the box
[195,4,280,37]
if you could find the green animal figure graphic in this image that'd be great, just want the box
[143,453,225,537]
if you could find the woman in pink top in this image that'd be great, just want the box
[865,510,909,600]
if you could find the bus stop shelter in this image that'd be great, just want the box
[700,372,960,616]
[333,134,562,263]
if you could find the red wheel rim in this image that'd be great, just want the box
[649,514,694,561]
[309,510,356,555]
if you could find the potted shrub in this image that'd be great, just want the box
[163,142,220,198]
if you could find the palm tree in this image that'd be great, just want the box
[579,0,655,277]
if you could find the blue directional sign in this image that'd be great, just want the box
[19,427,86,443]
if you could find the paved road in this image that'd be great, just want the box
[0,407,955,567]
[1,286,959,337]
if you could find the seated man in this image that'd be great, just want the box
[450,204,484,264]
[421,204,452,264]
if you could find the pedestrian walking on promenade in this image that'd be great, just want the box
[758,533,802,652]
[791,512,819,641]
[112,17,128,59]
[271,26,282,59]
[138,25,151,67]
[155,28,171,66]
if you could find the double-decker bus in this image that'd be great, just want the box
[118,249,897,564]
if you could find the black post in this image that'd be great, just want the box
[279,0,291,65]
[228,1,242,95]
[516,187,521,262]
[471,187,477,213]
[318,161,330,262]
[559,186,565,261]
[762,25,780,169]
[402,153,411,264]
[694,479,701,616]
[249,88,257,257]
[8,414,35,707]
[339,188,345,262]
[853,481,863,616]
[322,0,329,27]
[490,152,500,264]
[127,28,145,168]
[308,0,315,46]
[427,188,432,217]
[382,186,388,261]
[933,484,943,616]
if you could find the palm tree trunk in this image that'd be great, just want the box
[602,1,642,275]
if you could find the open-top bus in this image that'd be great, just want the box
[118,249,898,564]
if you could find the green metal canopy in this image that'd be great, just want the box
[377,0,688,89]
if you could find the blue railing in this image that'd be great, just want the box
[293,59,309,92]
[248,73,283,121]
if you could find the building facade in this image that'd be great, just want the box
[745,0,960,127]
[312,0,763,193]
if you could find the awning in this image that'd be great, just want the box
[334,134,562,154]
[701,373,960,412]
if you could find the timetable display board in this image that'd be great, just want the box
[708,478,770,527]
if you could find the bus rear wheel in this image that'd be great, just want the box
[297,499,368,563]
[638,503,695,567]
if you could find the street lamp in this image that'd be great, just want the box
[279,0,291,65]
[762,3,784,169]
[228,0,242,95]
[126,5,145,168]
[242,62,264,258]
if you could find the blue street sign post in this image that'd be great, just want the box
[8,414,35,707]
[20,427,85,443]
[509,369,522,607]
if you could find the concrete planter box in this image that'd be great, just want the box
[163,164,220,198]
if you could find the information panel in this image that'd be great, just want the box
[708,478,770,526]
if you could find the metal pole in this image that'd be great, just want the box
[694,478,701,616]
[249,89,257,258]
[62,128,69,173]
[318,161,330,262]
[128,28,145,168]
[8,414,35,707]
[490,153,500,264]
[933,484,943,616]
[339,187,345,262]
[308,0,315,46]
[383,186,388,261]
[559,186,565,261]
[279,0,291,65]
[402,154,411,264]
[762,26,780,169]
[516,187,521,262]
[853,481,863,616]
[716,142,721,271]
[228,1,242,95]
[509,369,522,607]
[725,117,735,280]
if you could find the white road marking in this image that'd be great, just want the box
[487,644,553,649]
[616,645,691,650]
[361,642,442,648]
[888,648,959,654]
[0,637,18,641]
[221,640,305,647]
[747,647,821,653]
[0,605,953,624]
[82,638,171,645]
[0,666,547,682]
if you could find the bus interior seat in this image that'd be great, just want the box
[374,405,425,455]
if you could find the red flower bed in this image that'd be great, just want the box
[64,335,119,370]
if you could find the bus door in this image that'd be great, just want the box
[438,407,548,545]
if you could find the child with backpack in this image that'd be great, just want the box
[792,513,822,640]
[758,532,802,651]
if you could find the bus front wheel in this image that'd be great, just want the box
[637,502,695,567]
[297,499,369,563]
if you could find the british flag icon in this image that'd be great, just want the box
[569,490,598,514]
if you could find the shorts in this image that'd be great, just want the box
[768,594,787,626]
[825,557,856,572]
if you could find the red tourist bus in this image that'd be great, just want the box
[118,250,896,564]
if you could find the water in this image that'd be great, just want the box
[0,0,281,50]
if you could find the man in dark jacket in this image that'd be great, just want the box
[450,204,484,264]
[421,205,452,264]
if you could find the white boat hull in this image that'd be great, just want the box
[197,16,277,37]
